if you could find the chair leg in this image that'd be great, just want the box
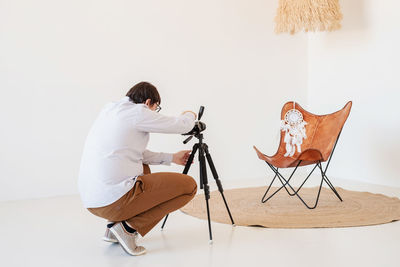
[261,162,301,203]
[291,163,319,195]
[261,172,278,203]
[267,163,319,197]
[324,176,343,201]
[275,171,300,196]
[275,170,296,196]
[312,162,326,208]
[262,161,339,209]
[316,164,343,202]
[263,167,300,197]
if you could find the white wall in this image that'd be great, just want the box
[307,1,400,186]
[0,0,308,201]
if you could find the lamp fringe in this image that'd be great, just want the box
[275,0,343,34]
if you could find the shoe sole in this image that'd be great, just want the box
[102,236,118,243]
[109,227,146,256]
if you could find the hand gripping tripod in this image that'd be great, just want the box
[160,106,235,243]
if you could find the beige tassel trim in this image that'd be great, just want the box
[275,0,343,34]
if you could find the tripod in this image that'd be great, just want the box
[160,133,235,243]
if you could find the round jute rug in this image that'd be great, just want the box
[180,187,400,228]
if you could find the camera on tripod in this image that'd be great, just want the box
[182,106,206,144]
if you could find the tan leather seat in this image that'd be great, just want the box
[254,101,352,168]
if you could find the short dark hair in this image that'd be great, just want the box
[126,82,161,105]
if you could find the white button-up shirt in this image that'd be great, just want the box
[78,97,196,208]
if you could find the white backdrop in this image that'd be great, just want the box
[0,0,308,201]
[307,0,400,187]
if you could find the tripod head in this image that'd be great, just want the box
[182,106,206,144]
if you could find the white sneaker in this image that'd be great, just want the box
[102,227,118,243]
[109,222,147,256]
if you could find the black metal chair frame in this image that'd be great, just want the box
[261,131,344,209]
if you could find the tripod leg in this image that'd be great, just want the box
[205,194,213,243]
[199,145,213,242]
[183,144,199,175]
[161,144,199,230]
[199,146,207,190]
[204,145,235,225]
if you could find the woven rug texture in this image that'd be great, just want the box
[181,186,400,228]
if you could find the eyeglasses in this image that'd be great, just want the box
[155,104,162,113]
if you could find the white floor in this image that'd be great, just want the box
[1,178,400,267]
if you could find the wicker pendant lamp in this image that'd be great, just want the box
[275,0,343,34]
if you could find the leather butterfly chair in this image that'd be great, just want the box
[253,101,352,209]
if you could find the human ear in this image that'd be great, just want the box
[144,99,152,107]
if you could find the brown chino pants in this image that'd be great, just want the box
[88,165,197,236]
